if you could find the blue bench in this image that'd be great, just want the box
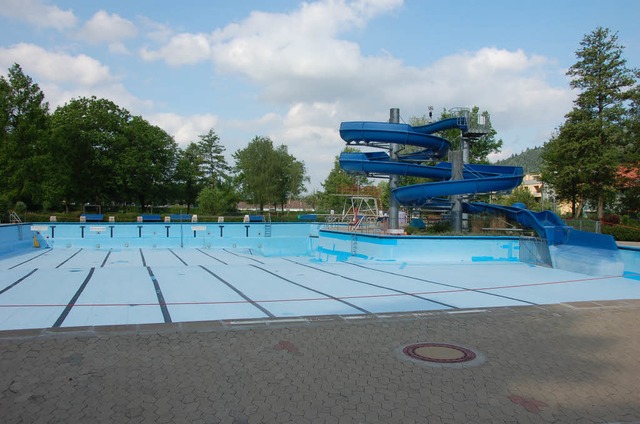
[140,214,162,222]
[170,214,192,222]
[297,214,317,221]
[249,215,265,222]
[80,214,104,222]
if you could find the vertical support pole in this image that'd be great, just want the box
[388,108,400,230]
[462,139,470,164]
[451,150,463,233]
[462,137,470,231]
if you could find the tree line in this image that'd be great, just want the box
[0,64,308,216]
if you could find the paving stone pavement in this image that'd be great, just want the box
[1,301,640,423]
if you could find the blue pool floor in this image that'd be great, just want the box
[0,246,639,331]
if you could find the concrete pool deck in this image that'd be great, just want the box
[1,300,639,423]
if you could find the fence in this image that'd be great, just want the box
[519,236,552,267]
[564,219,601,233]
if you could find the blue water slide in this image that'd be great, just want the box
[339,119,524,205]
[337,117,623,276]
[339,151,524,205]
[341,121,454,159]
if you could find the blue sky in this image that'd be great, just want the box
[1,0,639,191]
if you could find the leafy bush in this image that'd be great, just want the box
[427,220,452,233]
[601,223,640,242]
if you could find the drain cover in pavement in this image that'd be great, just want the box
[403,342,476,363]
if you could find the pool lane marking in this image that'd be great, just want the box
[168,249,188,266]
[0,269,38,296]
[0,273,624,309]
[147,266,172,323]
[199,265,275,318]
[222,248,265,264]
[55,249,83,269]
[8,250,51,270]
[100,250,112,268]
[346,262,538,306]
[284,259,457,309]
[250,264,372,314]
[196,248,228,265]
[139,249,147,266]
[52,267,95,328]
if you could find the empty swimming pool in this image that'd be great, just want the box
[0,222,638,331]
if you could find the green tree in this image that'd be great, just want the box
[617,69,640,214]
[233,136,279,212]
[542,27,636,218]
[196,129,230,186]
[497,187,538,210]
[234,136,308,212]
[0,63,49,207]
[410,106,502,163]
[320,147,370,212]
[173,143,204,211]
[48,97,132,207]
[272,144,308,210]
[119,116,177,211]
[49,97,178,210]
[196,181,238,216]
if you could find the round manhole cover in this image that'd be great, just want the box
[404,343,476,363]
[399,342,484,368]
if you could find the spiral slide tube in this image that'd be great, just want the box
[339,118,524,207]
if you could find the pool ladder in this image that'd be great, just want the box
[265,213,272,237]
[350,233,357,256]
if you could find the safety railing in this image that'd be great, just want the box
[322,215,388,235]
[9,212,22,224]
[519,236,552,267]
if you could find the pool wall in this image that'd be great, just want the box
[25,222,321,256]
[620,246,640,278]
[0,224,32,256]
[316,230,520,263]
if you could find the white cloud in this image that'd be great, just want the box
[0,43,112,86]
[78,10,137,51]
[140,17,174,44]
[0,0,77,31]
[148,113,219,146]
[0,43,150,111]
[141,0,402,72]
[141,33,211,66]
